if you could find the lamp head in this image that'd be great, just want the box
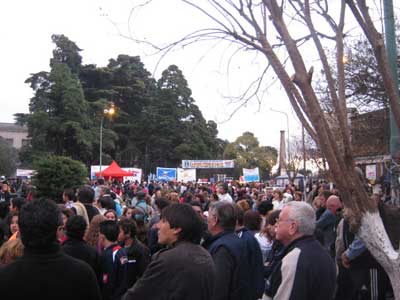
[108,107,115,115]
[104,103,116,116]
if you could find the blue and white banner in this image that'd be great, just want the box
[243,167,260,182]
[182,160,234,169]
[156,167,177,181]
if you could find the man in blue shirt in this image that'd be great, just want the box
[316,195,342,253]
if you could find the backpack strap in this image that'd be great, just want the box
[135,203,147,215]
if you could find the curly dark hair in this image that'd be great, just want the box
[19,199,62,249]
[118,217,137,239]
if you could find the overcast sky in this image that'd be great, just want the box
[1,0,378,149]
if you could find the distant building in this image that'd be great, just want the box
[0,122,29,149]
[350,108,390,182]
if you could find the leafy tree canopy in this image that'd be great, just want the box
[32,155,87,202]
[223,132,278,179]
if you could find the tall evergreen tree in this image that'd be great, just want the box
[16,35,116,166]
[155,65,223,164]
[80,54,158,167]
[50,34,83,75]
[16,35,224,172]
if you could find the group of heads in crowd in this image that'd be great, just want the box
[1,166,395,300]
[0,175,338,264]
[3,172,390,300]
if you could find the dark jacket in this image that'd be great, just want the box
[266,235,336,300]
[121,239,150,287]
[342,220,380,269]
[122,241,216,300]
[236,227,265,299]
[315,209,337,252]
[101,244,129,300]
[379,201,400,249]
[316,206,326,220]
[84,204,100,222]
[61,237,101,284]
[207,231,253,300]
[0,243,101,300]
[147,220,166,255]
[0,191,11,203]
[264,240,284,280]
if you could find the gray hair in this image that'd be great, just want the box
[286,202,316,235]
[209,201,236,232]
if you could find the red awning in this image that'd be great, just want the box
[95,161,133,178]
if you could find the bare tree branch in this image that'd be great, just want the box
[346,0,400,130]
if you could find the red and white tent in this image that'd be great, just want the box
[95,161,133,181]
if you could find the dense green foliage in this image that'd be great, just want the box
[16,35,224,172]
[223,132,278,179]
[32,155,87,202]
[16,34,114,166]
[0,137,18,177]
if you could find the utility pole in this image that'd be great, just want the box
[99,103,116,179]
[99,117,104,177]
[384,0,400,204]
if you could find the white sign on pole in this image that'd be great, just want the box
[90,165,108,180]
[122,168,142,183]
[243,167,260,182]
[177,168,196,183]
[16,169,36,178]
[366,164,377,180]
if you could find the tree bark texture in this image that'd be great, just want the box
[358,211,400,298]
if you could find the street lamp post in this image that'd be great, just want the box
[99,103,115,178]
[270,108,290,162]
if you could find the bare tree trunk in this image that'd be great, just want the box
[144,1,400,296]
[358,211,400,297]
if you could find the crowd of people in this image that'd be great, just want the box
[0,176,396,299]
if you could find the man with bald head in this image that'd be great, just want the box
[316,195,342,253]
